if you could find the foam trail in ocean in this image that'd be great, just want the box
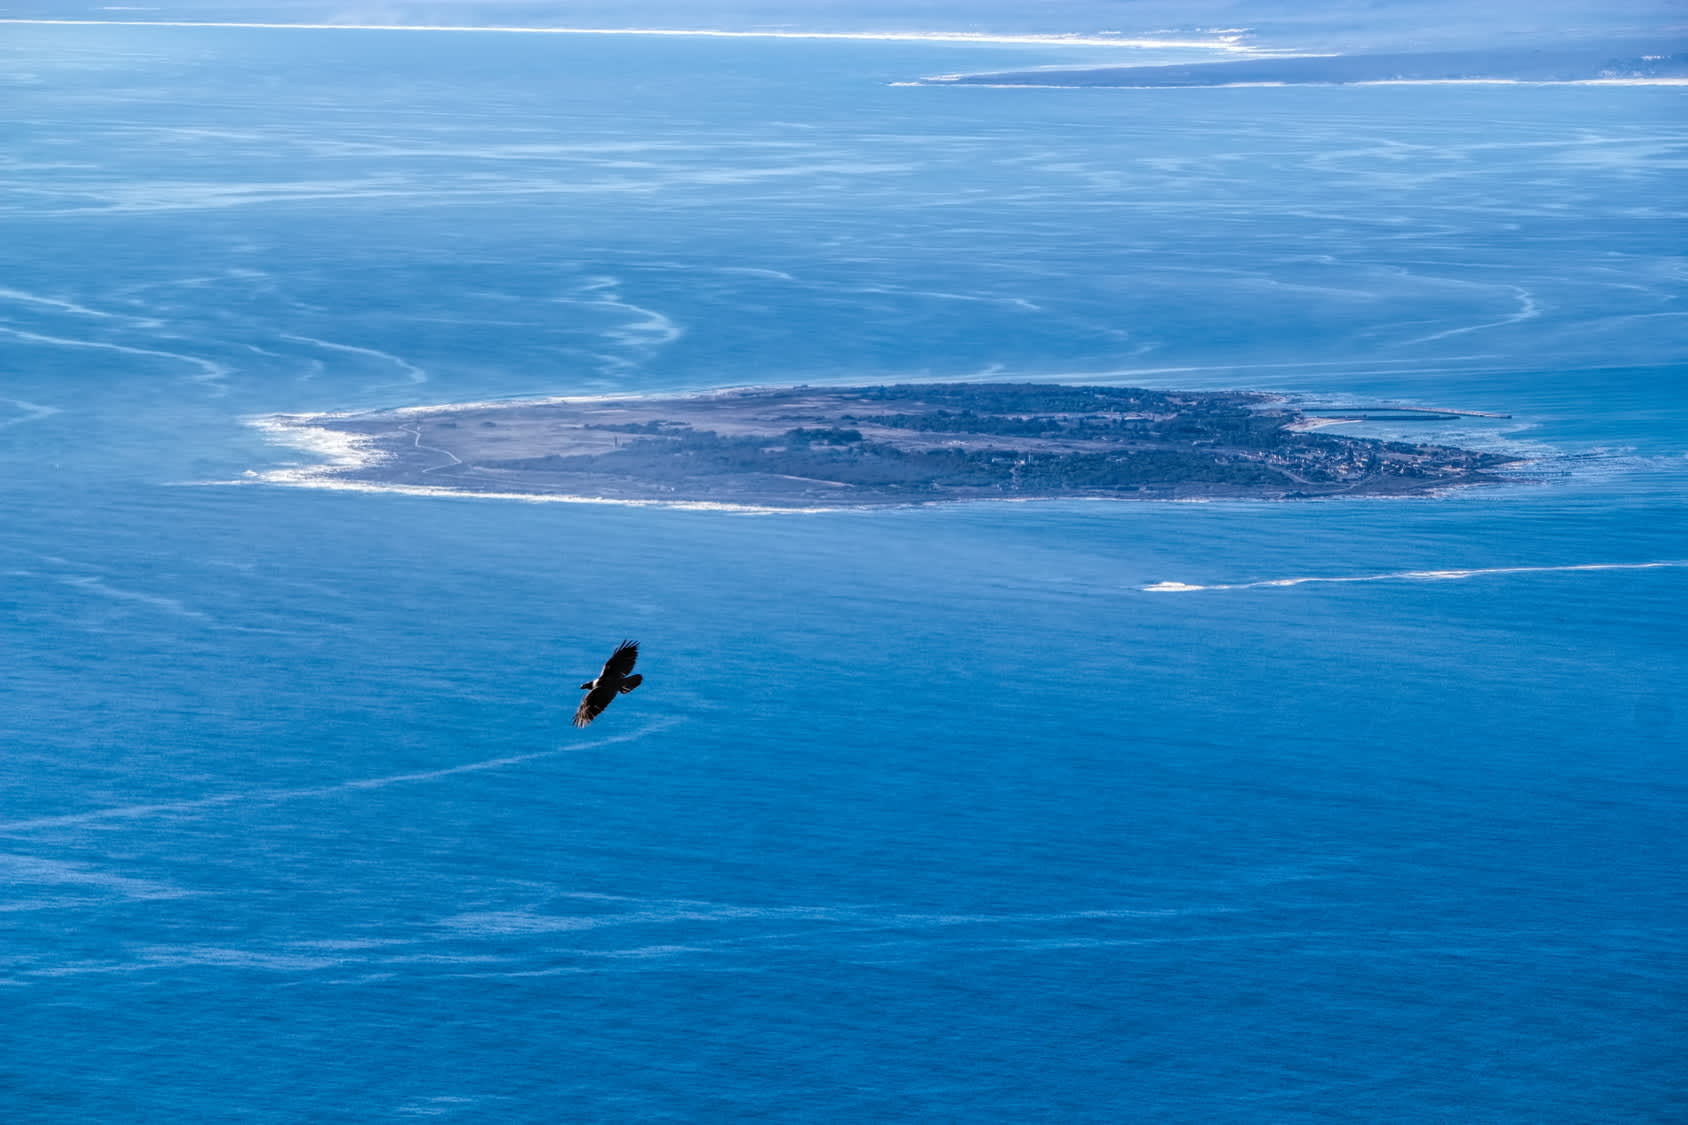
[848,284,1044,312]
[0,854,188,901]
[1400,284,1541,346]
[0,719,679,834]
[0,398,61,430]
[589,300,681,351]
[280,333,427,386]
[0,287,144,323]
[56,575,211,620]
[0,326,230,389]
[560,277,683,354]
[1143,560,1688,592]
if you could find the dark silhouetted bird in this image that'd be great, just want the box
[573,640,642,727]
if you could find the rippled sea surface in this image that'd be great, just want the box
[2,24,1684,1123]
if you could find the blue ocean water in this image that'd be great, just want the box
[2,24,1685,1122]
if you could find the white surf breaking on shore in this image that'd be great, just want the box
[239,406,848,514]
[0,19,1250,51]
[218,473,847,514]
[1143,560,1688,592]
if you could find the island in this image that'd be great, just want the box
[254,383,1519,508]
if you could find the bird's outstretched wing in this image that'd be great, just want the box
[574,640,640,727]
[600,639,638,679]
[573,684,617,727]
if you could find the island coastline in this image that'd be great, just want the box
[249,382,1522,510]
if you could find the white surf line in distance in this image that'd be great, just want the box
[1143,560,1688,592]
[0,718,678,835]
[0,19,1252,50]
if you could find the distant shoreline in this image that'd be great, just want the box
[0,19,1248,51]
[249,382,1519,510]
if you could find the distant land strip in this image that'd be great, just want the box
[0,19,1250,50]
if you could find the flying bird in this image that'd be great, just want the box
[573,640,642,727]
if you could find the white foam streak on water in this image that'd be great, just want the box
[847,283,1046,312]
[0,287,144,323]
[55,575,210,620]
[0,854,188,901]
[279,333,428,386]
[1397,284,1541,347]
[1143,560,1688,592]
[442,897,1244,941]
[0,719,678,835]
[558,278,684,354]
[0,325,231,389]
[0,397,61,429]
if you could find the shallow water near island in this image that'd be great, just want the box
[1,23,1685,1123]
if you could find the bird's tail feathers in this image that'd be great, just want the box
[619,674,643,694]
